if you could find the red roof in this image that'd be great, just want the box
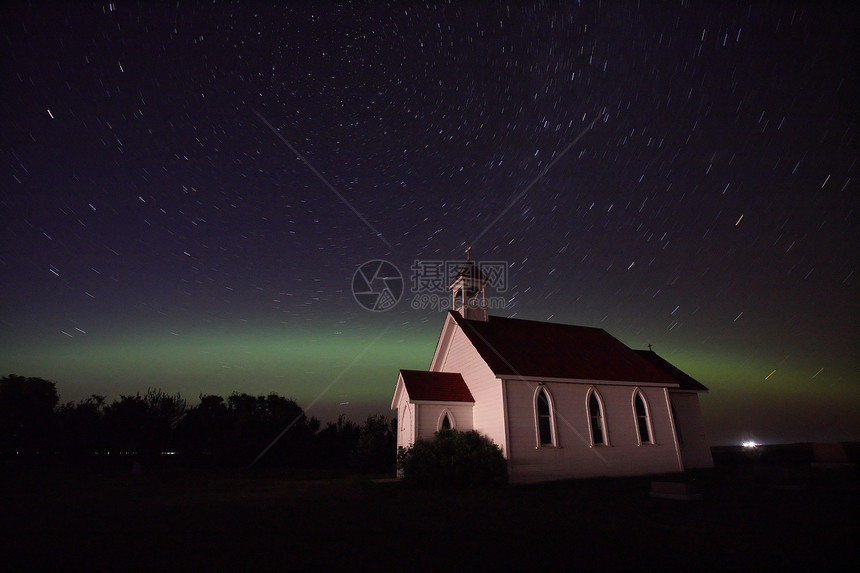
[399,370,475,402]
[449,311,703,388]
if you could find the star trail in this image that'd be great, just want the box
[1,2,857,445]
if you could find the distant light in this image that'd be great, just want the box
[742,440,760,449]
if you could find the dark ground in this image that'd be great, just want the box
[2,444,857,571]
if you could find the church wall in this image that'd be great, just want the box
[435,327,508,455]
[413,402,475,441]
[669,391,714,469]
[504,380,684,483]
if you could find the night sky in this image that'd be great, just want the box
[2,2,857,446]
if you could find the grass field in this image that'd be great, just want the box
[2,446,857,571]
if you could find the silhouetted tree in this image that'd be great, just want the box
[2,374,403,471]
[101,389,186,458]
[103,394,148,454]
[351,415,397,474]
[176,394,232,462]
[227,392,318,466]
[315,414,361,467]
[55,395,107,458]
[143,388,186,453]
[0,374,59,454]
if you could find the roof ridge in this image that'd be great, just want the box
[450,309,607,332]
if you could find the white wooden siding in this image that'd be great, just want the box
[413,402,475,442]
[434,326,508,455]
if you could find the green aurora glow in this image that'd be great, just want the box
[2,318,856,445]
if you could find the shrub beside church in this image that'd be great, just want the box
[396,429,508,488]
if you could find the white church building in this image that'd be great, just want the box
[391,259,713,484]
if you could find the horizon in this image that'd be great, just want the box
[4,309,856,447]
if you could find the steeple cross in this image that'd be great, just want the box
[465,242,472,261]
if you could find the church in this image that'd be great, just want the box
[391,257,713,484]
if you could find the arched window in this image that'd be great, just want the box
[437,409,454,431]
[400,405,413,447]
[634,391,652,444]
[535,386,556,447]
[588,389,607,446]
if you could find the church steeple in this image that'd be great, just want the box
[448,242,489,321]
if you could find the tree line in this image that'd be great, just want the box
[0,374,395,472]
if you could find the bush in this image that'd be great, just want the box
[396,429,507,488]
